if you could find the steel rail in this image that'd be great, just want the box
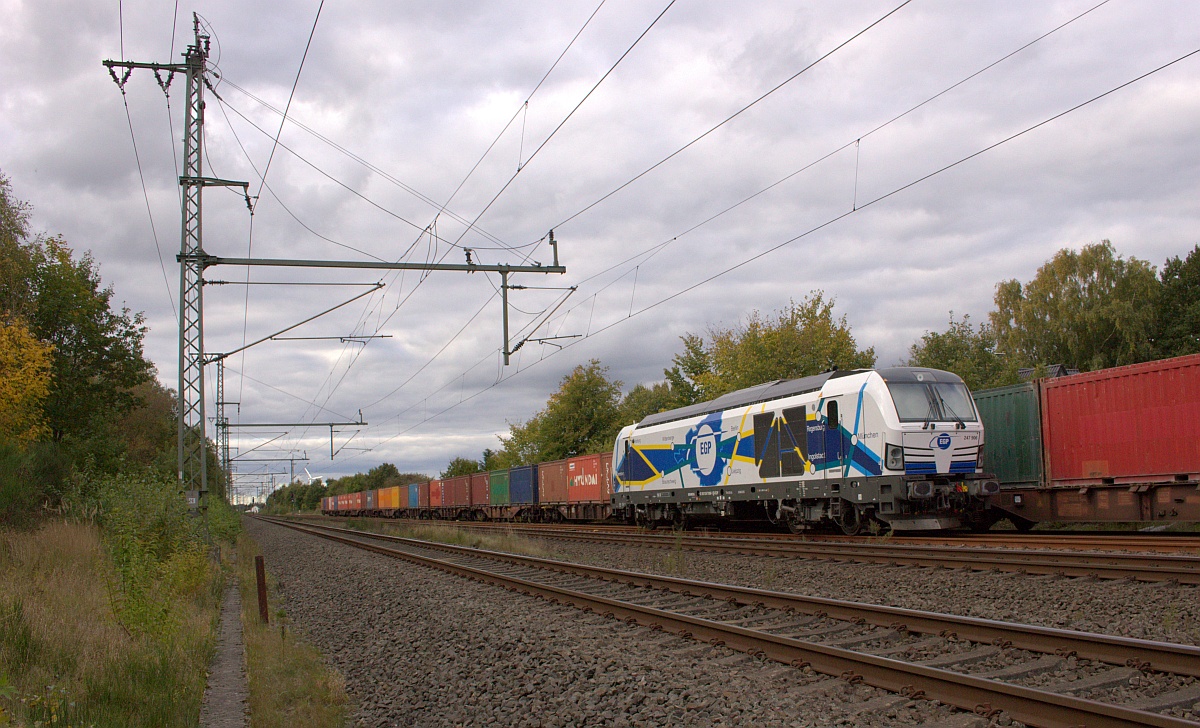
[304,514,1200,553]
[259,516,1197,728]
[277,517,1200,677]
[410,521,1200,583]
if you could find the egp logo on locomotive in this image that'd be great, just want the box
[694,424,718,476]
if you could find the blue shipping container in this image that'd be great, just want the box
[408,483,419,509]
[509,465,539,504]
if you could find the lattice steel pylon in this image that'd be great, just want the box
[214,358,232,499]
[177,21,208,494]
[105,15,247,499]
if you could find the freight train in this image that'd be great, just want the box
[976,353,1200,529]
[321,452,614,524]
[322,366,1001,533]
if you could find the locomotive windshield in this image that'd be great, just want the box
[888,381,978,423]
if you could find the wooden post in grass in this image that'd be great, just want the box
[255,555,269,623]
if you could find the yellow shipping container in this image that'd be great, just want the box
[378,485,402,509]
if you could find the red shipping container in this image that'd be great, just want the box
[469,472,489,505]
[567,453,611,503]
[1040,353,1200,486]
[538,459,569,504]
[418,481,431,508]
[349,492,363,511]
[430,479,444,507]
[398,483,410,510]
[443,475,470,507]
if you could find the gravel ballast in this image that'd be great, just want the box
[245,518,994,727]
[498,534,1200,647]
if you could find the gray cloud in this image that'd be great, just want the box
[3,0,1198,494]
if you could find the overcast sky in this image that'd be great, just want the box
[2,0,1198,498]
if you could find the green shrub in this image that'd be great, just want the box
[204,496,242,544]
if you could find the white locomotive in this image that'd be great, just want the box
[611,367,1000,532]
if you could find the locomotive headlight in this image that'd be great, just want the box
[885,443,904,471]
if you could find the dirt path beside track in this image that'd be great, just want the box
[199,583,250,727]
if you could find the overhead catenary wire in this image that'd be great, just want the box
[347,0,921,421]
[217,79,525,252]
[221,4,1108,474]
[114,1,177,322]
[442,0,677,256]
[289,0,681,435]
[209,1,630,461]
[317,42,1200,474]
[244,0,644,449]
[288,0,922,465]
[538,0,1118,305]
[547,0,913,233]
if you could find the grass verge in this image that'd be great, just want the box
[236,531,347,728]
[346,518,560,560]
[0,520,217,727]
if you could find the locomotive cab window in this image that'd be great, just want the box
[826,401,839,429]
[888,381,978,423]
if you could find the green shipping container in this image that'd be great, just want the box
[489,469,510,506]
[972,382,1043,488]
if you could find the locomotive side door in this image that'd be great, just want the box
[822,397,845,478]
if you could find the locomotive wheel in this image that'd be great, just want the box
[837,504,863,536]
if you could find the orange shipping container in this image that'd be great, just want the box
[469,472,489,506]
[538,459,569,504]
[379,486,401,510]
[567,453,612,504]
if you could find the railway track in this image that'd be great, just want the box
[297,513,1200,553]
[302,515,1200,584]
[260,516,1200,727]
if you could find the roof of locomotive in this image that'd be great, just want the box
[637,369,849,428]
[635,366,967,429]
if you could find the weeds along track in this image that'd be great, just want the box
[305,516,1200,584]
[261,516,1200,728]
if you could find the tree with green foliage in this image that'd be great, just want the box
[480,448,504,472]
[688,293,875,399]
[325,464,428,496]
[441,456,482,478]
[905,313,1019,391]
[496,360,625,465]
[1155,244,1200,358]
[265,480,329,513]
[1,173,152,449]
[113,379,177,471]
[534,360,624,460]
[618,381,675,424]
[491,415,544,469]
[663,333,711,407]
[991,241,1159,372]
